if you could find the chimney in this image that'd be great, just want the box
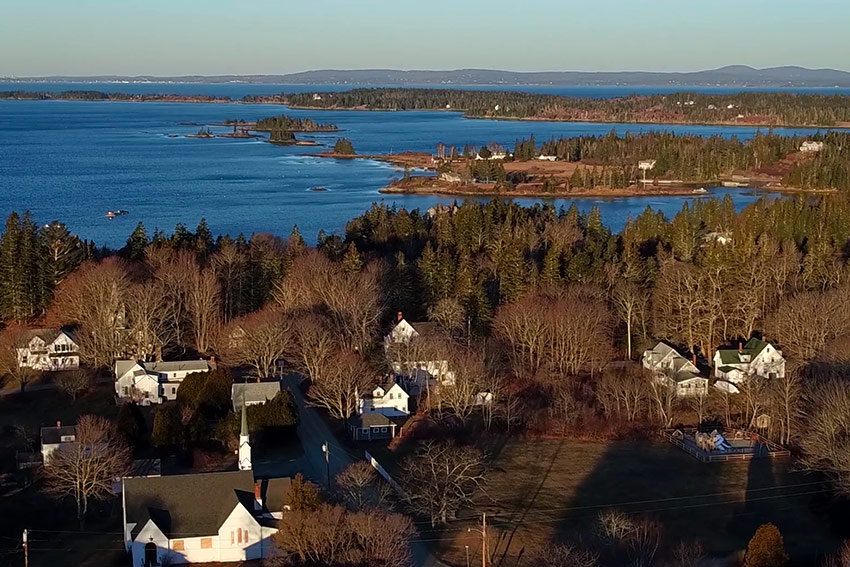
[254,482,263,510]
[209,356,217,370]
[692,354,697,366]
[397,311,403,322]
[738,341,743,353]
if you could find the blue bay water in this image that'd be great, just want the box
[0,83,841,248]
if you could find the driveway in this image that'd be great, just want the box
[282,374,446,567]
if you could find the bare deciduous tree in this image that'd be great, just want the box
[401,442,486,527]
[43,415,131,524]
[307,350,375,419]
[537,543,599,567]
[0,324,38,392]
[495,288,613,376]
[798,379,850,496]
[611,281,649,360]
[221,307,291,379]
[57,369,93,400]
[50,258,130,368]
[597,367,649,422]
[768,285,850,361]
[273,251,383,352]
[125,281,173,361]
[335,461,391,511]
[186,267,221,355]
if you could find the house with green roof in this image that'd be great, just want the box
[713,338,785,384]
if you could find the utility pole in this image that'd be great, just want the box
[481,512,487,567]
[22,529,28,567]
[468,513,488,567]
[321,441,330,489]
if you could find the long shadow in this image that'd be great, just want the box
[490,436,567,567]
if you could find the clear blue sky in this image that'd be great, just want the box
[3,0,849,76]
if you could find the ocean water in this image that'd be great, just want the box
[0,83,838,248]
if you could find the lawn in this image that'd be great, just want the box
[431,439,847,567]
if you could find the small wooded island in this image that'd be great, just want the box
[183,114,339,145]
[353,131,850,197]
[5,88,850,128]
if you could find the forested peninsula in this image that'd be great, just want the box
[377,131,850,196]
[277,88,850,128]
[5,88,850,128]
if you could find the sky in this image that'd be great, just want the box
[2,0,850,76]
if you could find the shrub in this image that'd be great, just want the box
[745,523,788,567]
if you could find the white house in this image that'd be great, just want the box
[357,379,410,417]
[384,316,455,389]
[642,342,709,396]
[537,155,558,162]
[800,141,824,153]
[115,359,210,405]
[40,421,77,465]
[713,338,785,384]
[231,382,282,412]
[122,470,290,566]
[17,329,79,372]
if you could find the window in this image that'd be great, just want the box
[388,393,394,400]
[123,386,129,395]
[237,528,243,543]
[244,529,249,543]
[201,538,212,549]
[380,427,387,433]
[231,531,234,545]
[172,540,185,551]
[171,387,176,395]
[360,428,369,435]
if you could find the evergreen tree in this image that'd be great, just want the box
[341,242,363,275]
[195,218,214,257]
[124,222,149,261]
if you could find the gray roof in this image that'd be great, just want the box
[232,381,282,409]
[348,413,396,428]
[124,470,290,538]
[145,360,210,374]
[409,321,440,337]
[115,360,140,379]
[41,425,77,445]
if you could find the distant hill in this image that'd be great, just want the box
[7,66,850,87]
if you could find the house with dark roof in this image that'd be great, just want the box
[122,470,290,566]
[17,328,79,372]
[347,413,400,442]
[40,421,77,465]
[115,359,210,405]
[713,338,785,384]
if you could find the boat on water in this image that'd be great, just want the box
[106,209,130,219]
[692,187,708,194]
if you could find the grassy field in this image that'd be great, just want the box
[431,439,846,567]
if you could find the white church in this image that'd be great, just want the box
[122,404,290,566]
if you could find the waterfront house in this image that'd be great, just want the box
[115,359,210,405]
[537,155,558,161]
[713,338,785,384]
[17,329,79,372]
[800,141,824,152]
[642,342,708,396]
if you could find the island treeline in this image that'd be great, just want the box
[0,90,229,102]
[281,88,850,127]
[507,131,850,190]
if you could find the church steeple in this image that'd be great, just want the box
[238,396,252,471]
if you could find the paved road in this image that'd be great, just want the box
[282,374,447,567]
